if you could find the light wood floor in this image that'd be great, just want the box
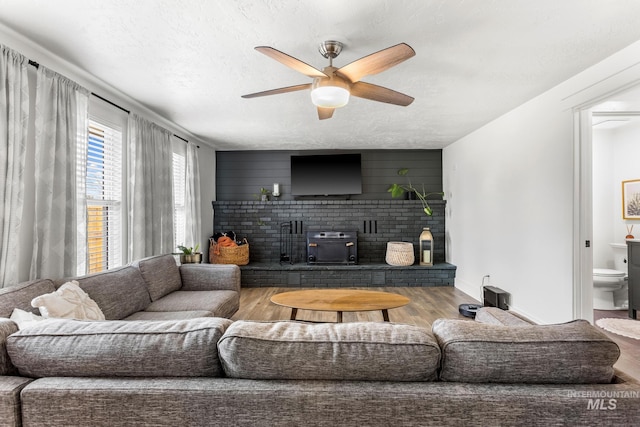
[232,286,640,382]
[231,286,476,327]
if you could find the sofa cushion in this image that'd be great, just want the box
[123,310,214,321]
[132,255,183,301]
[0,319,19,376]
[0,279,56,317]
[31,281,105,321]
[218,320,441,381]
[432,318,620,384]
[0,376,32,427]
[68,266,152,320]
[145,290,239,318]
[7,318,232,378]
[179,264,241,292]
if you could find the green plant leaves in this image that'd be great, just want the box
[388,183,406,198]
[178,243,200,254]
[389,168,444,216]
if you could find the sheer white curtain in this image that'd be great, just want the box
[30,67,89,279]
[127,113,174,260]
[0,45,29,286]
[184,142,201,251]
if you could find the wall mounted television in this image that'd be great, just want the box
[290,153,362,196]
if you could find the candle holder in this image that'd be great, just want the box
[419,227,433,266]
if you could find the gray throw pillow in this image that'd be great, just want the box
[133,255,183,301]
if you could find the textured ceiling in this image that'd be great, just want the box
[2,0,640,150]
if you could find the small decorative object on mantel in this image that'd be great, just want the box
[626,224,635,240]
[257,187,271,202]
[388,168,444,216]
[385,242,415,266]
[177,244,202,264]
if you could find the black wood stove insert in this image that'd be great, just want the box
[306,231,358,265]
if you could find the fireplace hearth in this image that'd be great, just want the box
[306,231,358,265]
[213,200,455,287]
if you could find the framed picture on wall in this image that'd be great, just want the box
[622,179,640,219]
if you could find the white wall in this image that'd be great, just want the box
[198,145,216,261]
[444,93,574,324]
[592,128,616,268]
[444,40,640,324]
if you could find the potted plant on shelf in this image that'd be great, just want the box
[388,168,444,216]
[177,243,201,264]
[255,187,271,202]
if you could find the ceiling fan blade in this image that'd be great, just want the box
[350,81,414,106]
[241,83,311,99]
[255,46,328,78]
[317,107,335,120]
[336,43,415,83]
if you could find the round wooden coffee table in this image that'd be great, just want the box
[270,289,410,322]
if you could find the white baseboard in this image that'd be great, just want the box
[454,278,483,302]
[505,305,545,325]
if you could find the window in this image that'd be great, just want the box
[173,151,186,250]
[86,119,123,273]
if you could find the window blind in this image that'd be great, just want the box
[86,120,123,273]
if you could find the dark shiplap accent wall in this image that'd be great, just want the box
[216,150,442,201]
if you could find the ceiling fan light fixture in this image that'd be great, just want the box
[243,41,415,119]
[310,77,350,108]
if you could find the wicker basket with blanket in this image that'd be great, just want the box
[209,237,249,265]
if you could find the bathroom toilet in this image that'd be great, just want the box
[593,268,626,310]
[593,243,629,310]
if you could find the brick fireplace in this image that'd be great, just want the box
[212,199,455,287]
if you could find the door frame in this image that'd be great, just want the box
[573,81,640,323]
[573,109,594,323]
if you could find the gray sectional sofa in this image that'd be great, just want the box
[1,260,639,426]
[0,254,241,322]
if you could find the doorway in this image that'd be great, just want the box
[575,84,640,323]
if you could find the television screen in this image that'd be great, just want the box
[291,154,362,196]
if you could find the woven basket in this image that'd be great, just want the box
[209,238,249,265]
[385,241,415,266]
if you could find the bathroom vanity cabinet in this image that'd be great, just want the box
[628,240,640,319]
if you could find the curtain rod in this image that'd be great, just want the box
[28,58,195,146]
[92,92,130,114]
[91,93,196,146]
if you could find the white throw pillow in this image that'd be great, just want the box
[10,308,46,330]
[31,280,106,321]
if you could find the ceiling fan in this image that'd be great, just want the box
[241,40,415,120]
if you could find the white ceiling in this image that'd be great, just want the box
[2,0,640,150]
